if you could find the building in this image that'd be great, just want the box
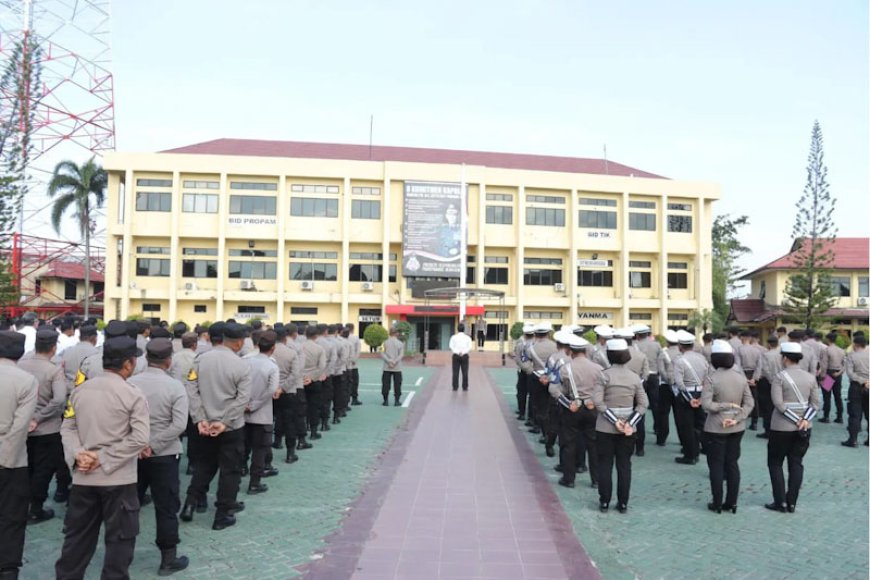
[103,139,719,350]
[730,237,869,336]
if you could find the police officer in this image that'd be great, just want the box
[752,335,782,439]
[381,328,404,406]
[820,332,846,424]
[737,331,762,430]
[701,340,754,514]
[673,331,709,465]
[194,325,212,355]
[346,324,363,406]
[18,329,67,524]
[244,330,279,494]
[788,330,817,375]
[272,326,307,461]
[656,330,680,447]
[332,325,350,421]
[316,324,337,432]
[181,322,252,530]
[60,324,98,387]
[302,324,327,441]
[511,324,534,421]
[169,332,198,383]
[79,320,144,381]
[540,330,572,458]
[525,322,556,439]
[633,325,662,452]
[0,331,38,580]
[593,338,648,513]
[766,342,820,513]
[617,328,650,456]
[171,322,188,353]
[128,338,190,576]
[55,336,150,579]
[591,325,614,369]
[843,335,869,447]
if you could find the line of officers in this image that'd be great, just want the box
[510,322,870,514]
[0,317,364,580]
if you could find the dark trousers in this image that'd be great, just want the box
[675,397,705,459]
[0,467,29,573]
[137,455,180,550]
[304,382,322,433]
[185,428,244,516]
[636,375,659,451]
[333,373,348,415]
[244,424,272,484]
[529,376,551,434]
[56,483,140,580]
[516,371,529,417]
[320,376,334,421]
[382,371,402,401]
[560,406,598,485]
[744,371,759,424]
[273,399,284,443]
[275,392,307,450]
[350,368,360,401]
[452,354,469,390]
[768,430,811,506]
[185,417,202,468]
[477,331,486,349]
[656,383,674,445]
[27,432,64,508]
[597,432,634,505]
[705,431,744,508]
[847,384,869,442]
[55,461,72,496]
[822,370,844,419]
[756,378,773,432]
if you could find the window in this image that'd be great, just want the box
[350,252,385,260]
[230,182,277,191]
[578,197,617,207]
[524,257,562,265]
[238,305,265,314]
[137,246,170,255]
[351,186,380,195]
[486,256,508,264]
[136,192,171,212]
[527,195,565,204]
[524,311,561,319]
[136,258,170,277]
[526,207,565,227]
[629,260,651,268]
[290,197,339,217]
[486,205,513,224]
[579,210,617,229]
[229,249,277,257]
[228,261,277,279]
[290,184,339,194]
[351,200,381,219]
[668,261,688,269]
[465,267,476,285]
[349,264,384,282]
[291,307,318,315]
[94,282,104,296]
[136,178,172,187]
[668,215,693,233]
[859,276,869,297]
[194,305,207,313]
[830,276,851,297]
[484,267,508,284]
[669,313,689,321]
[486,193,513,202]
[523,268,563,286]
[578,270,613,287]
[668,273,688,289]
[290,263,338,281]
[668,203,692,211]
[629,312,653,320]
[142,303,161,312]
[183,248,218,256]
[629,200,656,209]
[629,271,651,288]
[229,195,276,215]
[64,280,77,300]
[182,260,217,278]
[290,251,339,259]
[182,180,219,189]
[629,213,656,231]
[182,193,218,213]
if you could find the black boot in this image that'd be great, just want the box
[27,506,54,525]
[352,397,363,406]
[271,439,283,449]
[158,547,189,576]
[247,481,269,495]
[332,415,341,424]
[297,437,313,450]
[179,501,195,522]
[285,451,299,464]
[394,398,401,406]
[262,465,279,477]
[321,419,330,432]
[382,398,388,406]
[195,496,208,513]
[310,429,321,440]
[0,568,19,579]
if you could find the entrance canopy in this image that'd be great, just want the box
[419,287,507,365]
[422,287,505,301]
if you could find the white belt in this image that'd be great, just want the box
[610,407,633,418]
[785,402,808,412]
[685,386,702,393]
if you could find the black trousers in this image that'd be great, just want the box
[744,371,759,424]
[185,417,202,467]
[656,383,674,445]
[847,384,869,442]
[529,376,551,433]
[382,371,402,401]
[137,455,181,550]
[768,430,811,506]
[477,330,486,349]
[822,370,844,419]
[705,431,744,508]
[675,397,705,459]
[516,371,529,417]
[0,467,29,573]
[559,406,598,485]
[756,378,773,432]
[185,428,244,516]
[452,354,469,390]
[597,432,634,505]
[320,376,335,421]
[56,483,140,580]
[27,432,64,508]
[273,398,284,443]
[333,373,348,415]
[275,392,307,450]
[636,374,659,450]
[244,424,272,484]
[304,382,323,432]
[350,368,360,401]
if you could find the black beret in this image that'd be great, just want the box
[194,324,207,334]
[223,323,245,340]
[145,338,173,360]
[79,325,98,338]
[208,322,226,340]
[36,328,59,347]
[258,330,277,350]
[0,330,25,359]
[60,318,75,331]
[150,326,171,339]
[104,320,128,338]
[172,322,188,336]
[274,326,288,340]
[103,336,142,360]
[126,321,140,339]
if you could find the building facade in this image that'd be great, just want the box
[103,139,719,348]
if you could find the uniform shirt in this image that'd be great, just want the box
[544,350,570,398]
[659,345,680,383]
[846,349,869,387]
[701,344,713,363]
[527,338,557,374]
[128,367,188,457]
[590,343,611,370]
[771,366,821,432]
[61,371,150,486]
[593,365,648,434]
[80,347,147,381]
[825,343,846,372]
[626,346,650,380]
[674,350,709,398]
[319,336,338,377]
[511,337,527,370]
[286,340,305,392]
[171,338,183,353]
[347,334,361,370]
[302,339,327,382]
[754,348,783,383]
[334,335,349,374]
[18,353,67,436]
[737,343,762,371]
[195,339,212,355]
[273,342,302,394]
[186,345,252,431]
[0,359,38,468]
[449,332,473,356]
[701,368,754,434]
[636,338,662,374]
[60,341,98,385]
[816,343,829,376]
[239,337,255,358]
[382,337,404,372]
[798,343,817,375]
[245,353,279,425]
[169,349,196,383]
[559,355,603,402]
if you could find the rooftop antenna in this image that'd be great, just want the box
[369,114,373,160]
[603,144,609,175]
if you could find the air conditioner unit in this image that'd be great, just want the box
[301,280,314,291]
[859,296,869,307]
[240,280,256,291]
[362,281,375,292]
[554,283,566,293]
[184,282,198,292]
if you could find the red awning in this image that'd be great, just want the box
[385,304,485,317]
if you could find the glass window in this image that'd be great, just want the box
[486,205,513,225]
[629,312,653,320]
[289,251,339,259]
[182,248,218,256]
[527,195,565,204]
[523,269,563,286]
[290,263,337,281]
[351,186,380,195]
[182,193,218,213]
[524,257,562,265]
[668,215,693,233]
[486,193,513,202]
[578,270,613,287]
[194,305,207,313]
[829,276,851,297]
[668,272,688,289]
[291,184,340,194]
[629,212,656,231]
[64,280,77,300]
[523,311,562,319]
[291,307,318,315]
[182,180,219,189]
[182,260,218,278]
[629,260,651,268]
[351,200,381,219]
[142,303,161,312]
[668,262,688,269]
[484,267,508,284]
[135,192,171,212]
[229,195,276,215]
[526,207,565,227]
[859,276,869,297]
[136,178,172,187]
[348,264,384,282]
[136,258,170,277]
[228,249,277,257]
[485,256,508,264]
[629,200,656,209]
[629,271,651,288]
[578,197,617,207]
[230,182,277,191]
[667,203,692,211]
[136,246,169,255]
[290,197,339,217]
[238,306,265,314]
[227,261,277,279]
[578,210,617,229]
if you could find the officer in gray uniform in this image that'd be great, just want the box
[540,330,572,458]
[617,328,650,456]
[128,338,190,576]
[656,330,680,447]
[701,340,754,514]
[181,322,252,531]
[316,324,337,433]
[526,323,557,439]
[590,325,614,370]
[346,324,363,406]
[80,320,147,382]
[788,330,817,375]
[752,335,783,439]
[593,338,648,513]
[633,325,662,450]
[18,329,67,524]
[302,325,327,441]
[332,325,350,421]
[194,325,212,355]
[381,328,404,406]
[0,331,38,580]
[673,331,709,465]
[820,332,846,424]
[766,342,820,513]
[510,324,533,421]
[55,336,150,580]
[737,331,762,430]
[60,324,98,387]
[169,333,197,383]
[272,326,307,461]
[171,322,188,354]
[843,335,869,447]
[243,331,279,495]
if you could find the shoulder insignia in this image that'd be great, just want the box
[63,399,75,419]
[74,369,87,387]
[187,368,198,381]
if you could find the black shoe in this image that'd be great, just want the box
[841,440,858,448]
[577,466,588,474]
[865,440,869,447]
[756,432,770,439]
[271,440,283,449]
[787,504,796,513]
[240,466,249,477]
[352,398,363,406]
[599,502,609,513]
[617,503,628,514]
[764,502,787,513]
[834,417,843,424]
[180,503,195,522]
[517,414,525,421]
[545,445,555,458]
[311,432,322,440]
[247,483,269,495]
[635,448,645,457]
[721,504,737,514]
[590,481,598,489]
[212,514,236,531]
[524,420,534,427]
[655,441,666,447]
[674,456,698,465]
[195,497,208,513]
[225,501,245,515]
[27,507,55,524]
[557,478,574,488]
[158,554,189,577]
[285,453,299,464]
[332,417,340,424]
[394,399,401,406]
[382,400,389,406]
[707,502,721,514]
[554,465,564,473]
[818,417,831,423]
[462,388,468,391]
[321,421,331,432]
[749,423,758,431]
[538,436,547,444]
[297,440,313,450]
[262,465,279,477]
[528,427,541,434]
[53,489,69,503]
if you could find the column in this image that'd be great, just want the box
[569,188,578,323]
[167,170,181,323]
[619,191,630,327]
[216,172,228,320]
[381,174,391,322]
[476,182,486,287]
[341,176,351,322]
[695,196,706,307]
[516,185,525,322]
[277,175,287,320]
[659,194,669,333]
[119,168,134,320]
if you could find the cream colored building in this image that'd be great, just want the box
[103,139,719,349]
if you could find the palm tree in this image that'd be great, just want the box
[47,157,107,319]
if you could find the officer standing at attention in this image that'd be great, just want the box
[194,325,212,355]
[170,322,188,354]
[673,331,709,465]
[0,331,38,580]
[752,335,783,439]
[449,323,473,391]
[617,328,650,456]
[18,329,67,524]
[701,340,754,514]
[182,322,251,530]
[169,332,198,383]
[510,324,533,422]
[272,326,307,462]
[128,338,190,576]
[540,330,572,458]
[243,330,279,495]
[381,328,404,406]
[526,323,557,436]
[60,324,98,386]
[346,324,363,406]
[737,331,762,430]
[302,324,327,441]
[593,338,648,513]
[633,325,662,450]
[766,342,820,513]
[55,336,150,579]
[316,324,337,433]
[843,335,869,447]
[819,332,845,424]
[332,325,350,421]
[655,330,680,447]
[591,325,614,370]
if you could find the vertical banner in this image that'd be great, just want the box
[402,181,464,277]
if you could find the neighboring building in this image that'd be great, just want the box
[103,139,719,349]
[731,237,869,336]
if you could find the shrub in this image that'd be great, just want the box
[363,324,388,350]
[583,330,597,344]
[394,320,412,342]
[509,322,524,341]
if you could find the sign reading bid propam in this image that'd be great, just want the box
[402,181,464,278]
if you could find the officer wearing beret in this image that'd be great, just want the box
[55,336,150,579]
[272,325,308,461]
[302,324,327,441]
[128,338,190,575]
[171,322,188,353]
[0,331,38,580]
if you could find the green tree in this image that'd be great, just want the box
[394,320,412,342]
[363,323,388,350]
[509,321,524,341]
[688,308,722,335]
[782,121,838,330]
[0,259,18,308]
[711,214,750,326]
[47,157,107,319]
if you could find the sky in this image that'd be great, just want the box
[20,0,870,294]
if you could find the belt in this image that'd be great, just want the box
[684,386,702,393]
[609,406,633,419]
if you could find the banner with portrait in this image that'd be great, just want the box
[402,181,464,278]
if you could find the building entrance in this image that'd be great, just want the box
[408,316,453,352]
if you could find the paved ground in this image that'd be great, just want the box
[489,367,870,580]
[21,361,433,580]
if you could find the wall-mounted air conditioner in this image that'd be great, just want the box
[240,280,256,291]
[554,283,566,293]
[362,281,375,292]
[301,280,314,291]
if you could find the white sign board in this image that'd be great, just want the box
[577,311,614,321]
[577,259,610,269]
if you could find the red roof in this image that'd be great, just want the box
[162,139,665,179]
[729,299,868,324]
[743,238,869,279]
[42,262,104,282]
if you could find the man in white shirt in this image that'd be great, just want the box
[17,312,38,353]
[56,318,78,355]
[449,323,473,391]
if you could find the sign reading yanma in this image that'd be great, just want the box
[402,181,464,278]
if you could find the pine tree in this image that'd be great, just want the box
[782,120,838,330]
[711,214,750,330]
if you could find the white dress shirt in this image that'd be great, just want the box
[449,332,473,356]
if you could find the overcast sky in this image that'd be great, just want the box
[23,0,869,292]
